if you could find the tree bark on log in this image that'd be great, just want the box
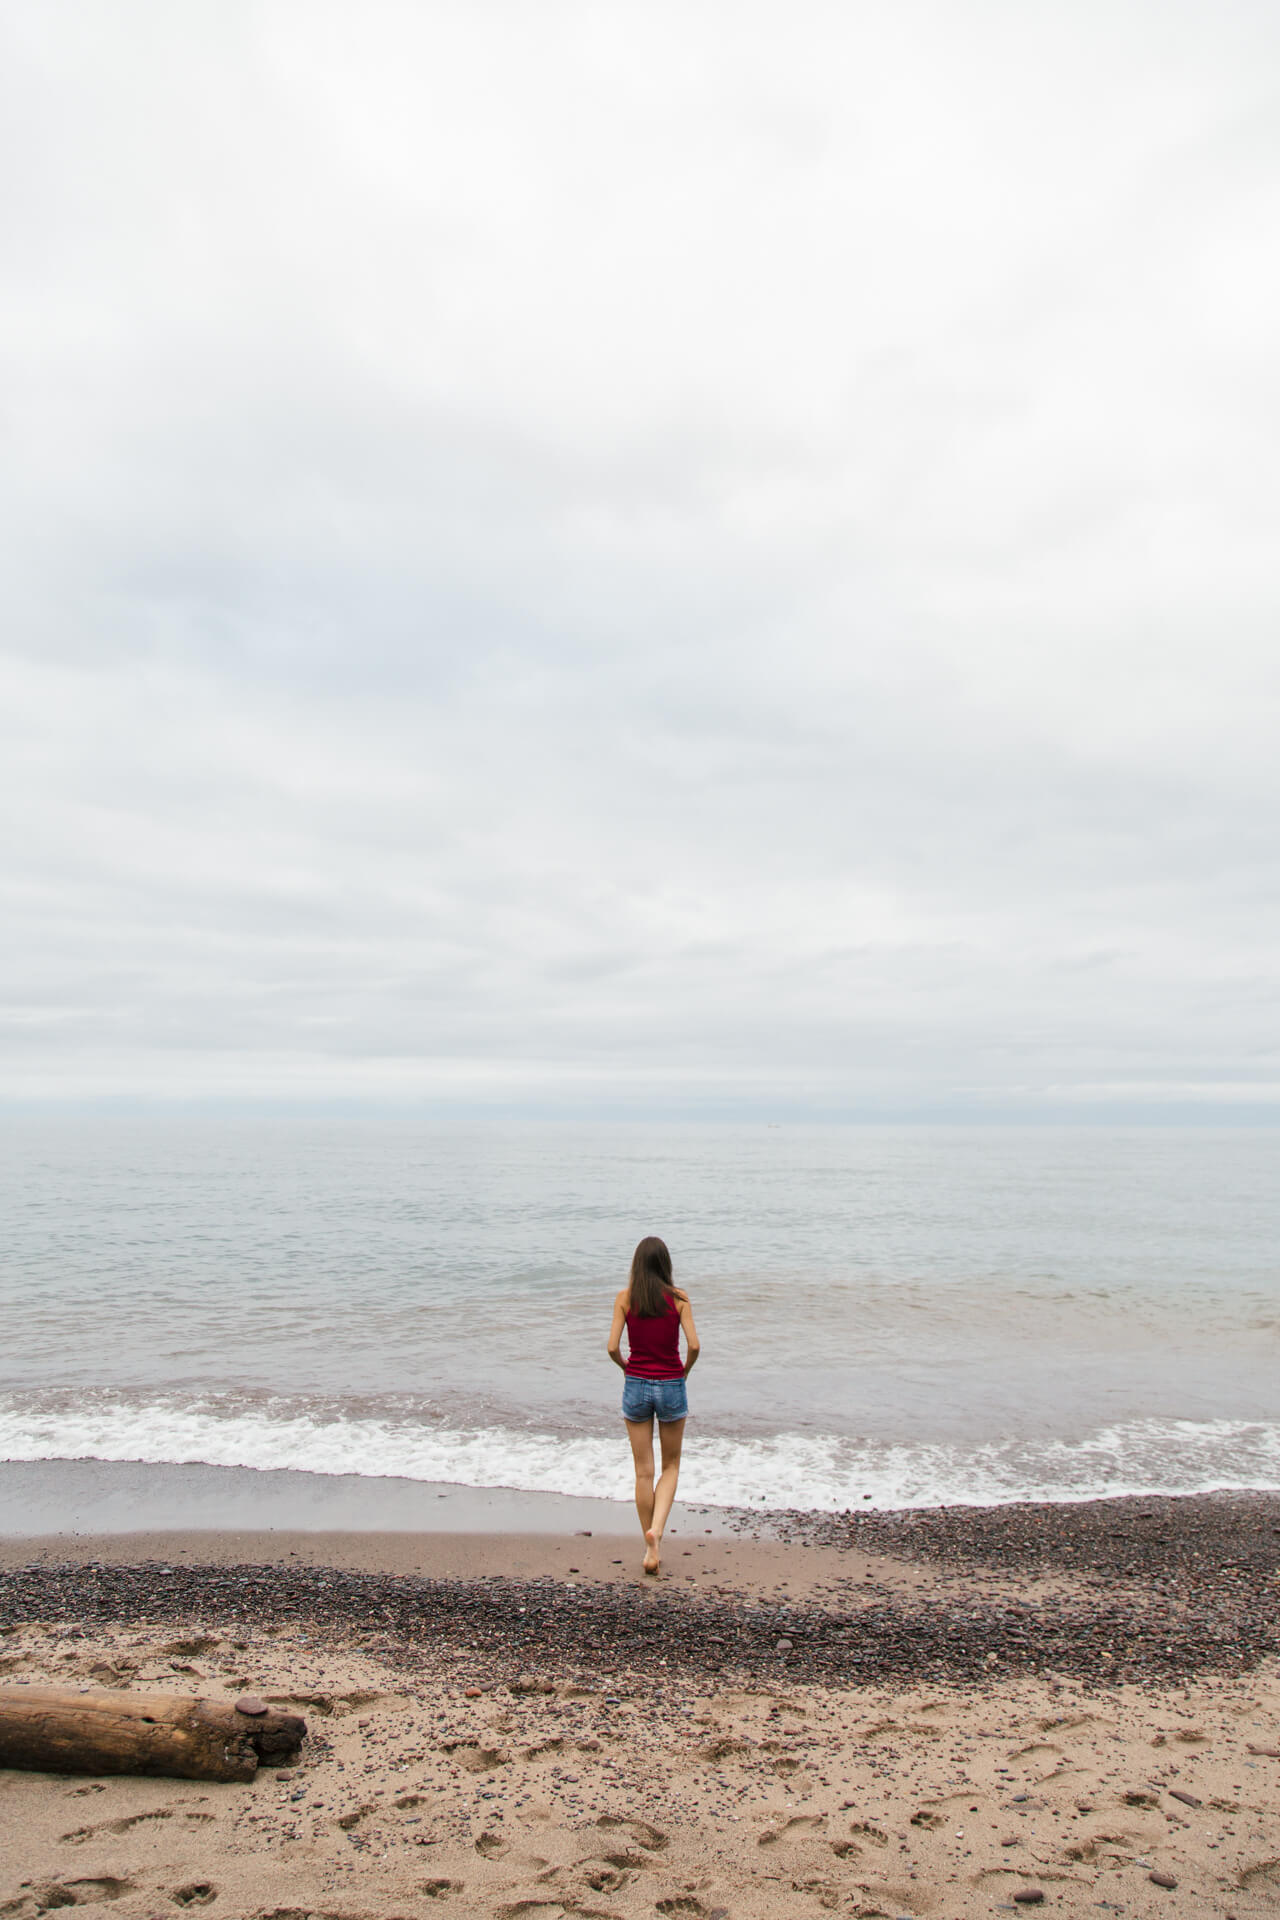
[0,1687,306,1782]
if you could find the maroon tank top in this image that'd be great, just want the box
[624,1295,684,1379]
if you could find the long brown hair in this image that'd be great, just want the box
[628,1235,677,1317]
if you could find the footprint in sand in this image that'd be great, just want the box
[335,1804,376,1830]
[439,1740,511,1772]
[758,1814,827,1846]
[264,1691,338,1716]
[582,1868,628,1893]
[1237,1859,1280,1891]
[594,1814,668,1851]
[791,1876,842,1910]
[253,1909,365,1920]
[61,1805,213,1844]
[914,1789,977,1812]
[24,1881,134,1912]
[266,1688,386,1717]
[499,1904,613,1920]
[1062,1833,1137,1865]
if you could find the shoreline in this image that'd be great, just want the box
[7,1456,1280,1544]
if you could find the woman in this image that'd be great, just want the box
[607,1235,700,1575]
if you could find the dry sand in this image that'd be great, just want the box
[2,1509,1279,1919]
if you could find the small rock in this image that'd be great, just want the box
[1149,1872,1177,1890]
[234,1695,267,1717]
[464,1689,482,1698]
[1168,1789,1201,1808]
[1013,1890,1045,1906]
[1000,1835,1019,1847]
[776,1638,793,1652]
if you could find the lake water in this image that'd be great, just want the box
[2,1117,1277,1514]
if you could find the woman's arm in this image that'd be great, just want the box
[679,1296,701,1377]
[606,1291,628,1371]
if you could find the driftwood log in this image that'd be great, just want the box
[0,1687,306,1782]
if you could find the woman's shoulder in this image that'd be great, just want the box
[670,1286,690,1306]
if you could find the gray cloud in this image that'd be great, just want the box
[2,1,1279,1112]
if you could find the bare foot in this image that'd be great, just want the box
[643,1528,660,1575]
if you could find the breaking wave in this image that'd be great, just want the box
[2,1390,1279,1513]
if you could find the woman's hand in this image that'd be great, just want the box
[679,1296,701,1377]
[606,1290,628,1370]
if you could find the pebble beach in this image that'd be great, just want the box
[3,1492,1279,1918]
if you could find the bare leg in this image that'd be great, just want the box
[643,1418,686,1575]
[625,1418,657,1567]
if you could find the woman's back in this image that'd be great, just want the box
[624,1292,684,1379]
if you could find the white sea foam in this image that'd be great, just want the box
[2,1393,1279,1512]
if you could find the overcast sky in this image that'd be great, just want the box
[2,1,1278,1116]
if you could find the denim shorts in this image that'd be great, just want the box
[621,1374,689,1424]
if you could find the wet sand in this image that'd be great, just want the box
[1,1492,1278,1917]
[0,1460,662,1541]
